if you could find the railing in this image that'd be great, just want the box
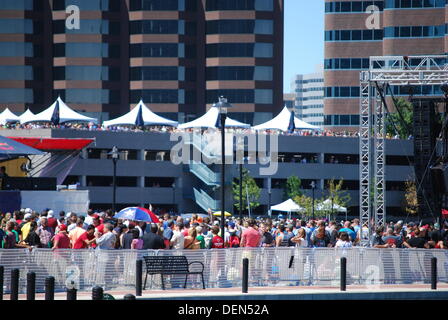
[184,131,221,160]
[0,248,447,294]
[193,187,220,211]
[189,162,220,186]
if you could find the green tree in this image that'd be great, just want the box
[321,178,351,219]
[403,179,418,216]
[284,175,303,200]
[385,98,413,139]
[293,194,313,218]
[233,168,260,212]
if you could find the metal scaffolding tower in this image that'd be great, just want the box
[359,55,448,246]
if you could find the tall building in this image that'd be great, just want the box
[294,65,324,127]
[0,0,283,124]
[324,0,446,132]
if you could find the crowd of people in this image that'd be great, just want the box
[0,121,412,140]
[0,208,447,251]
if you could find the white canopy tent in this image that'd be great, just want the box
[252,106,321,131]
[316,199,347,212]
[21,97,97,124]
[103,100,178,128]
[178,106,250,129]
[0,108,20,125]
[271,198,304,212]
[19,109,35,124]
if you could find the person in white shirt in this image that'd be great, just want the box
[291,228,308,247]
[335,232,353,248]
[170,222,185,249]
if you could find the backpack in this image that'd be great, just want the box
[229,235,240,248]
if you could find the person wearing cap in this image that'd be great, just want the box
[20,213,34,242]
[84,209,95,226]
[73,225,96,249]
[46,210,58,233]
[52,224,71,249]
[36,217,54,248]
[95,223,116,250]
[69,218,86,247]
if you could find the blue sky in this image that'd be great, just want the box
[283,0,324,93]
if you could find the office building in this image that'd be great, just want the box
[324,0,446,131]
[0,0,284,124]
[294,66,324,127]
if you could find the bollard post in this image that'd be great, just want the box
[431,257,437,290]
[92,286,104,300]
[67,288,77,300]
[45,276,55,300]
[124,293,136,300]
[136,259,142,297]
[242,258,249,293]
[26,272,36,301]
[0,266,4,301]
[340,257,347,291]
[10,268,19,300]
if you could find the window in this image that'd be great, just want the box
[130,43,179,57]
[130,0,179,11]
[255,89,273,104]
[206,43,273,57]
[325,86,361,97]
[1,0,34,9]
[206,66,272,81]
[325,1,384,12]
[64,89,121,104]
[206,90,254,103]
[384,25,445,38]
[130,20,181,34]
[206,20,273,34]
[53,0,114,10]
[0,19,34,34]
[53,66,120,81]
[325,29,383,41]
[0,89,33,103]
[53,19,120,34]
[0,42,34,57]
[206,0,273,11]
[384,0,445,8]
[0,66,36,80]
[130,67,180,81]
[130,90,181,103]
[53,43,119,58]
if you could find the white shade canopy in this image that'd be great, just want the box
[316,198,347,212]
[0,108,20,125]
[19,109,35,124]
[271,198,305,212]
[21,97,97,124]
[102,100,178,128]
[178,106,250,129]
[252,106,321,131]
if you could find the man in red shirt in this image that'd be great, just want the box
[73,225,96,249]
[211,225,224,248]
[241,219,261,247]
[52,224,71,249]
[46,210,58,233]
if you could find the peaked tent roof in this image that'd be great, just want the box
[271,198,304,212]
[316,199,347,212]
[178,106,250,129]
[0,135,44,158]
[0,108,20,125]
[252,106,321,131]
[102,100,178,128]
[19,109,35,124]
[21,97,97,124]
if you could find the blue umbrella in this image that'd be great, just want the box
[115,207,153,222]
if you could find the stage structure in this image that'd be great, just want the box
[359,55,448,246]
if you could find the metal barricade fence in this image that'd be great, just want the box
[0,248,446,293]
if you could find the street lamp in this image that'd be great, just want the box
[108,146,119,213]
[172,181,176,213]
[310,181,316,220]
[239,162,243,219]
[215,96,233,239]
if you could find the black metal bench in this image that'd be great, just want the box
[143,255,205,290]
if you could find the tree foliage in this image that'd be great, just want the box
[284,175,303,200]
[233,168,260,212]
[293,194,313,217]
[385,98,413,139]
[403,179,418,216]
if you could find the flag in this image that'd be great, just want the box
[287,109,296,133]
[51,99,60,125]
[135,104,144,126]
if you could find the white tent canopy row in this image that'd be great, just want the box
[252,106,321,132]
[270,198,305,213]
[0,108,20,125]
[178,106,250,129]
[103,100,178,128]
[316,199,347,213]
[20,97,98,125]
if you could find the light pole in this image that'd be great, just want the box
[310,181,316,220]
[172,181,176,213]
[268,178,272,218]
[239,163,243,219]
[108,146,119,213]
[331,195,334,220]
[216,96,232,239]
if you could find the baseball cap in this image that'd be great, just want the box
[24,213,32,220]
[25,208,32,214]
[48,210,54,217]
[92,214,100,219]
[59,224,67,231]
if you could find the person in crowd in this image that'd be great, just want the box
[46,210,58,233]
[403,228,428,249]
[68,218,86,247]
[142,223,165,249]
[196,226,206,249]
[66,212,78,232]
[121,222,135,249]
[95,223,116,250]
[184,227,200,249]
[382,227,402,248]
[291,228,308,247]
[73,225,96,249]
[260,222,274,247]
[36,217,54,248]
[335,232,352,248]
[3,221,21,248]
[20,212,34,242]
[52,224,71,249]
[170,222,185,249]
[84,209,95,226]
[338,221,357,243]
[163,220,174,249]
[240,218,261,247]
[131,229,143,249]
[210,225,224,249]
[310,221,331,247]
